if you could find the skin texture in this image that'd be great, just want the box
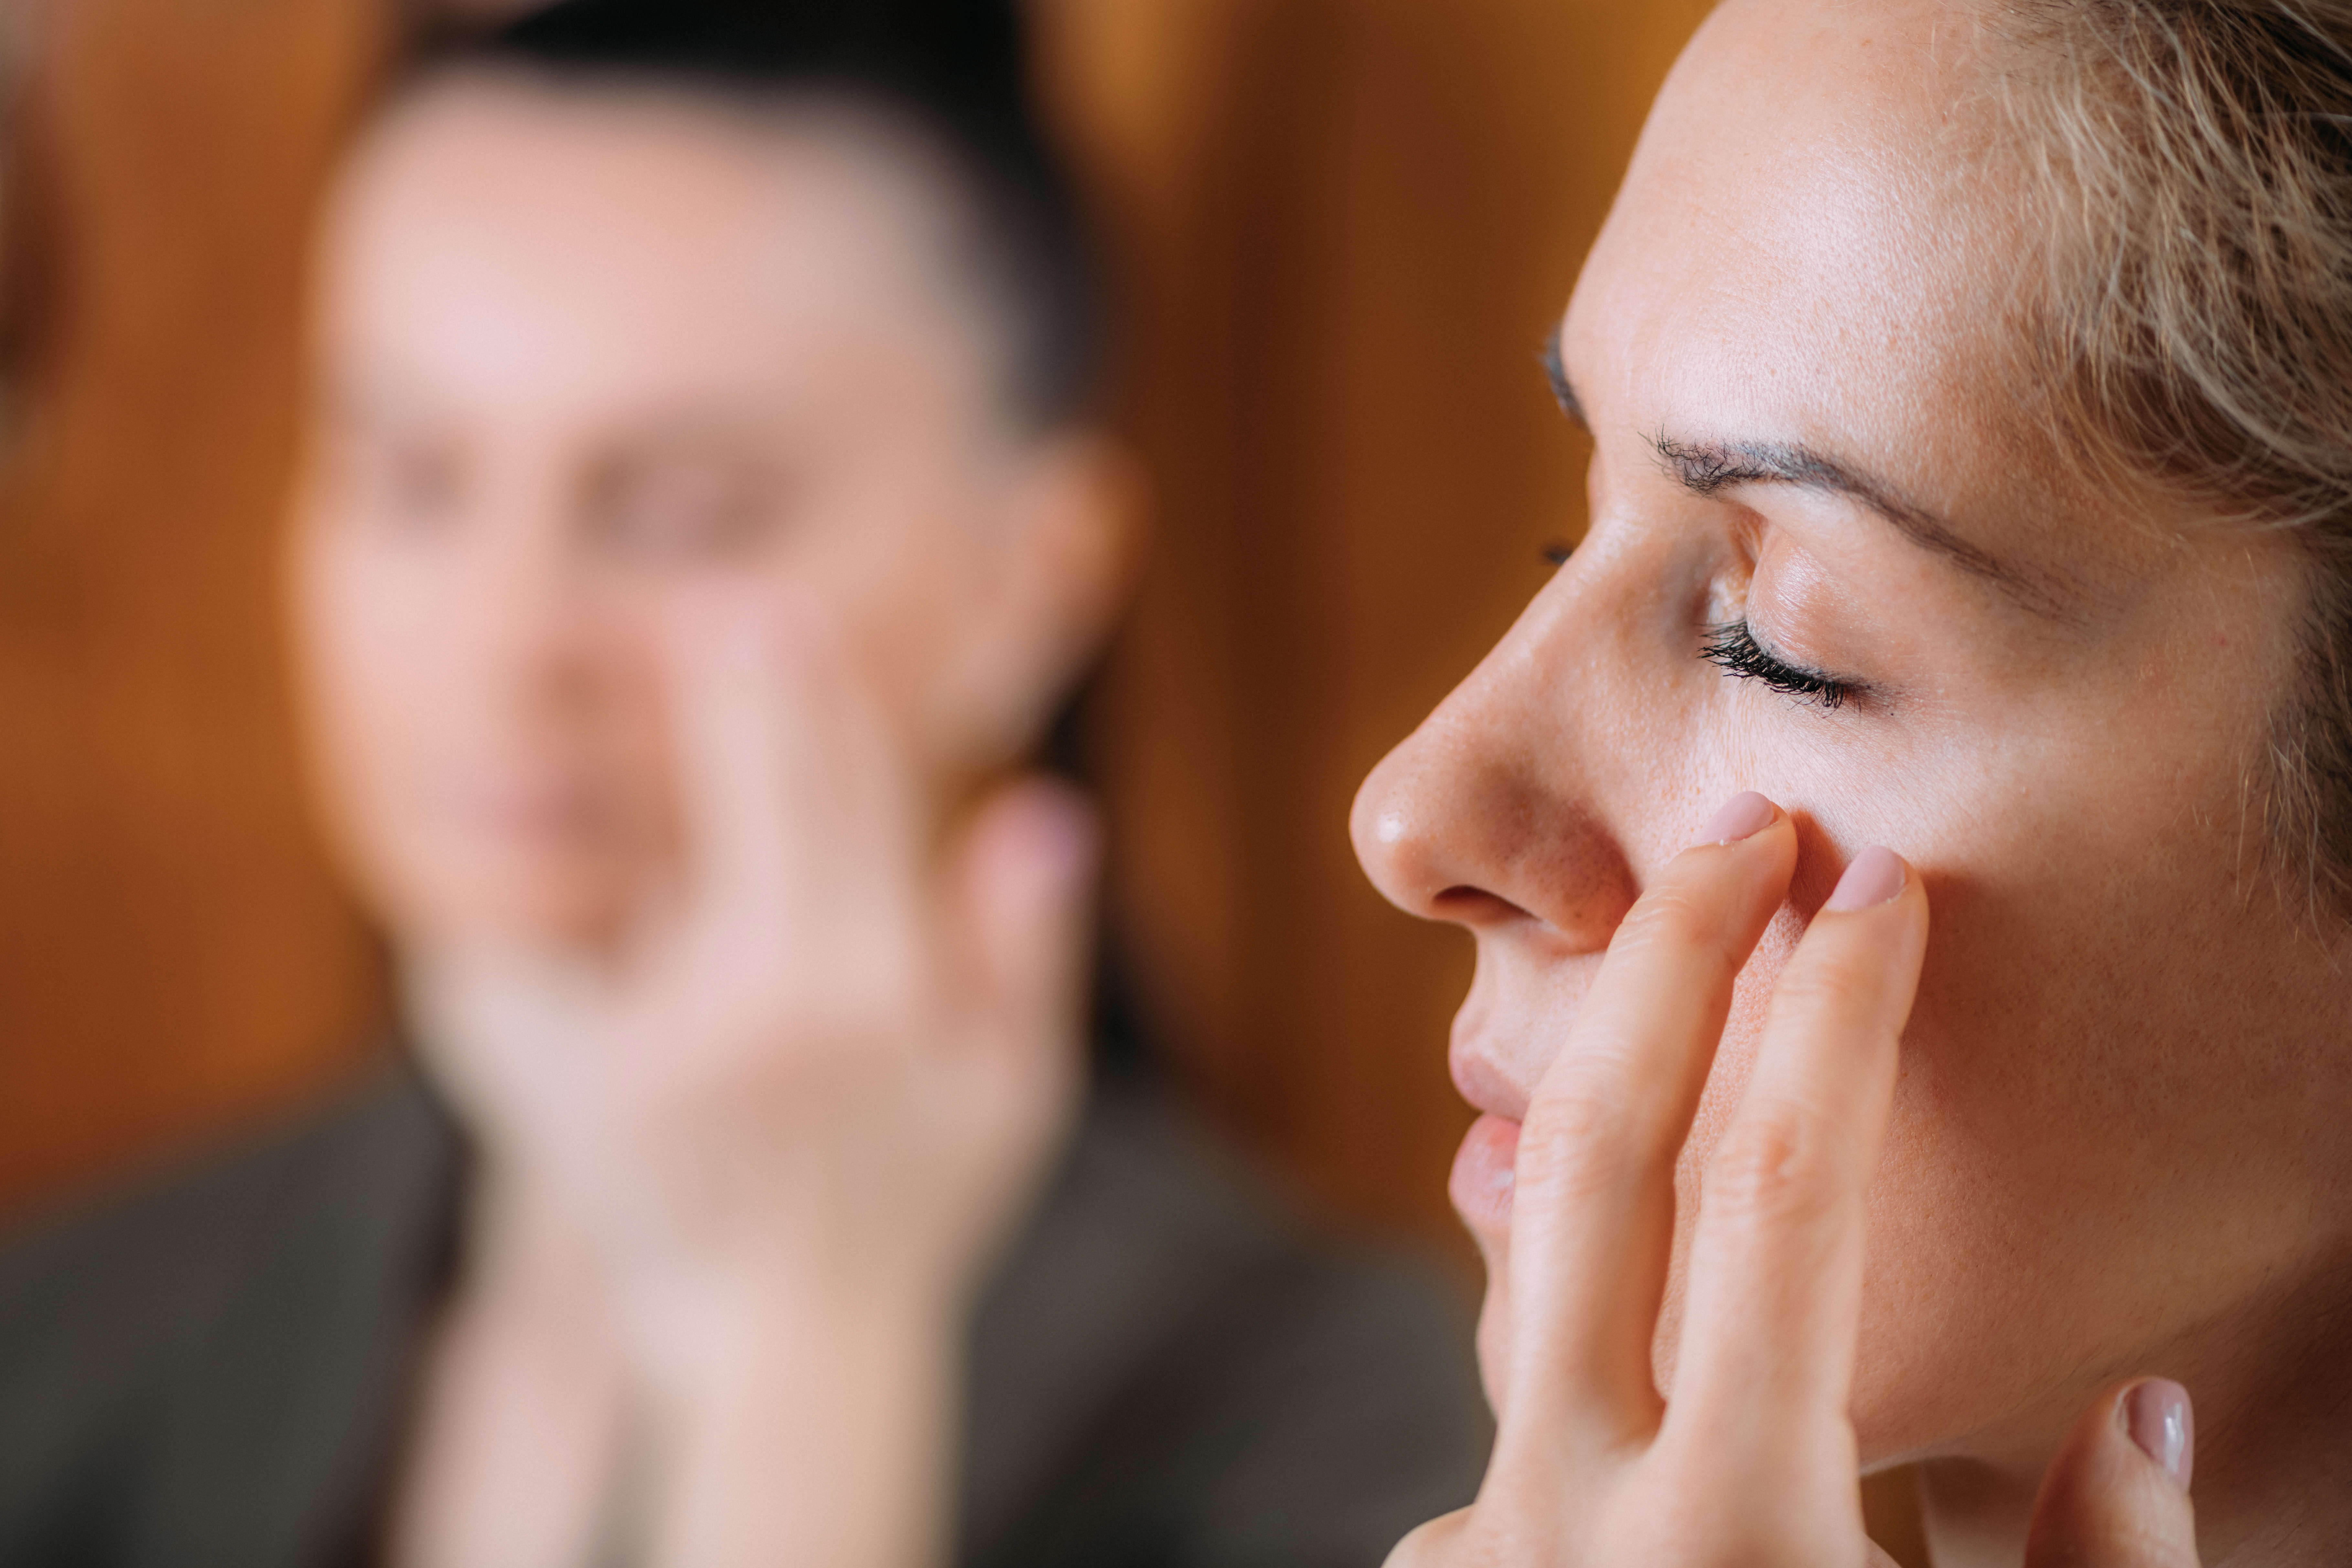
[1352,1,2352,1562]
[288,74,1133,1568]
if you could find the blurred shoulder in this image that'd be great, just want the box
[966,1077,1492,1568]
[0,1060,453,1326]
[0,1062,458,1559]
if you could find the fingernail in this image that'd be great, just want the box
[1696,791,1777,845]
[2121,1380,2194,1492]
[1824,845,1906,910]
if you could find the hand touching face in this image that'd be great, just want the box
[1384,794,2203,1568]
[408,586,1096,1352]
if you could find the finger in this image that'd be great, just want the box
[943,777,1098,1096]
[1666,846,1927,1469]
[660,585,918,974]
[1496,792,1796,1453]
[2025,1380,2199,1568]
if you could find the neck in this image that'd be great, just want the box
[1918,1257,2352,1567]
[1913,1457,2032,1568]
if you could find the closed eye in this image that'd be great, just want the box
[1700,621,1860,711]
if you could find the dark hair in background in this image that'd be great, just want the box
[406,0,1108,434]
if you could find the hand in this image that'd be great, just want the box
[408,587,1096,1568]
[416,587,1092,1331]
[1391,794,2200,1568]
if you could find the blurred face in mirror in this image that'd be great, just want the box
[1356,0,2349,1489]
[291,76,1124,950]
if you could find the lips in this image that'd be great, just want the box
[1448,962,1584,1234]
[1451,1036,1531,1122]
[1451,1112,1520,1229]
[1449,1033,1531,1232]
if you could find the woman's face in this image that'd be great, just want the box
[291,81,1122,951]
[1354,0,2352,1484]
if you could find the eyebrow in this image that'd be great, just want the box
[1540,332,2069,618]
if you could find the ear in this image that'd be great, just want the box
[933,432,1149,765]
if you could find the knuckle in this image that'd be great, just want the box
[1701,1106,1844,1228]
[1767,955,1874,1022]
[1613,882,1724,958]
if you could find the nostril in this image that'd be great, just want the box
[1430,886,1532,925]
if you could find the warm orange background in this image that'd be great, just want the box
[0,0,1696,1243]
[0,1,1925,1553]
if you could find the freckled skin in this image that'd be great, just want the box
[1353,0,2352,1558]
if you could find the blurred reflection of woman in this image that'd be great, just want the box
[1351,3,2352,1565]
[0,4,1488,1565]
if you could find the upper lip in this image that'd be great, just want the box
[1450,1035,1531,1123]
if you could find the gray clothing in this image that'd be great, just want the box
[0,1064,1489,1567]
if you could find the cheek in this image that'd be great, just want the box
[293,536,432,817]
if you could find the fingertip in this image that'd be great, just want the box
[661,581,842,682]
[2120,1378,2195,1494]
[1823,845,1908,912]
[664,579,777,666]
[2024,1378,2200,1568]
[1694,790,1782,846]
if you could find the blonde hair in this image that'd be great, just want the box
[2011,0,2352,912]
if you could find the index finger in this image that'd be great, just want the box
[661,586,920,969]
[1495,793,1796,1459]
[1662,846,1928,1478]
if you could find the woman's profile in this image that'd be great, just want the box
[1357,1,2352,1563]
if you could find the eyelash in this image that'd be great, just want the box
[1700,621,1855,711]
[1543,542,1860,711]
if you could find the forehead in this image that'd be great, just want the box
[1564,0,2059,551]
[318,76,968,419]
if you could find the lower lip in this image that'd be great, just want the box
[1450,1113,1521,1230]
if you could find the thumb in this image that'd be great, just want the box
[2025,1379,2199,1568]
[948,777,1099,1079]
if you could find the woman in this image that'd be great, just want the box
[1355,1,2352,1563]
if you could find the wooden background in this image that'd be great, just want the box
[0,0,1708,1240]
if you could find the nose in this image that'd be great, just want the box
[1350,597,1640,952]
[456,485,637,719]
